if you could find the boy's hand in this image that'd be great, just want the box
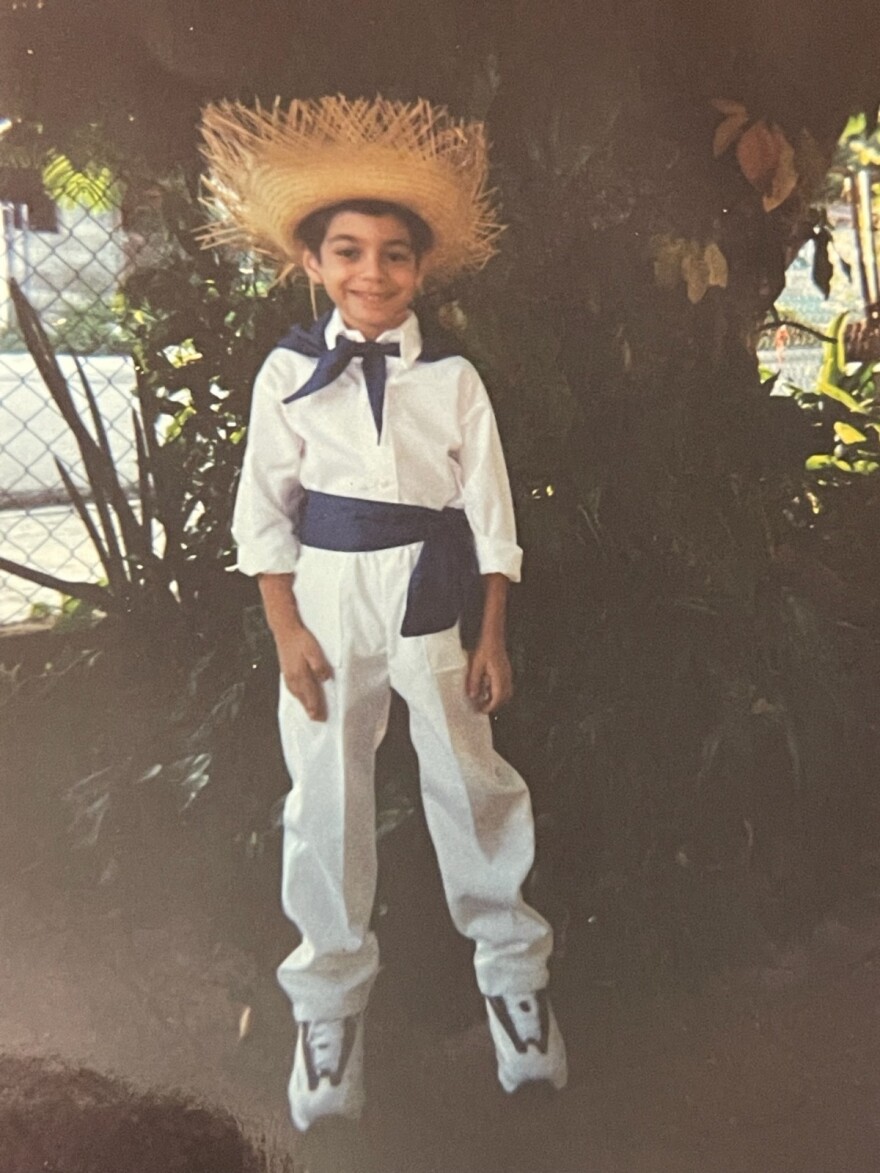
[276,626,334,722]
[467,638,513,714]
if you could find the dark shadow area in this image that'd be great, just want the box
[0,1055,282,1173]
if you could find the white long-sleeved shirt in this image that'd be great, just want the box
[231,308,523,581]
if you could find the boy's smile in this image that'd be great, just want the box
[302,211,423,340]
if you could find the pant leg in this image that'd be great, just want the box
[276,661,391,1020]
[276,548,392,1021]
[389,624,553,997]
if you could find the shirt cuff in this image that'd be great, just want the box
[233,536,301,577]
[473,535,522,582]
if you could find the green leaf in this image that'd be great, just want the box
[806,453,854,471]
[817,380,867,413]
[42,153,120,212]
[818,312,850,387]
[834,421,868,444]
[842,112,867,140]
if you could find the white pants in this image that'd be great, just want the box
[276,543,553,1021]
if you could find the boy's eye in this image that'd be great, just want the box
[330,245,413,264]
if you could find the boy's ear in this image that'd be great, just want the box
[301,249,324,284]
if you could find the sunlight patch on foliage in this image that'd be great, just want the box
[42,152,119,212]
[652,235,729,303]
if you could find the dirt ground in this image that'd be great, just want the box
[2,802,880,1173]
[1,628,879,1172]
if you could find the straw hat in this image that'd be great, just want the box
[198,95,503,283]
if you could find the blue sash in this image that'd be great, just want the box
[298,490,483,648]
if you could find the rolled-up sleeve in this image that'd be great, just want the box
[231,351,305,576]
[459,369,523,582]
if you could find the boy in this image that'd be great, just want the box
[199,96,567,1132]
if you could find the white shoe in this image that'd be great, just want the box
[288,1013,365,1132]
[486,991,568,1093]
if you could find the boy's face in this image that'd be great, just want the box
[302,211,422,339]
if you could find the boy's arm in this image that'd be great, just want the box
[458,370,523,587]
[458,369,521,714]
[259,572,333,722]
[233,354,331,722]
[466,572,513,714]
[232,351,304,577]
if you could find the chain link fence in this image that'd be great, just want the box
[0,199,137,623]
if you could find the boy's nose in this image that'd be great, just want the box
[360,252,386,280]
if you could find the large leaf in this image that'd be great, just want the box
[713,111,749,158]
[734,121,798,211]
[842,112,867,140]
[805,454,853,471]
[704,242,729,288]
[42,152,119,213]
[736,120,782,187]
[834,421,868,445]
[54,457,124,595]
[710,97,748,117]
[761,132,798,212]
[816,380,867,413]
[681,250,709,304]
[818,312,851,387]
[0,554,114,610]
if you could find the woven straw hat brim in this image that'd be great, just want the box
[198,97,503,282]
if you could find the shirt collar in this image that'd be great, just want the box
[325,308,421,368]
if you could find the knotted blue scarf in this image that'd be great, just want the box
[298,490,483,649]
[277,311,454,441]
[282,335,399,440]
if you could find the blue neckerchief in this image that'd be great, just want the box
[276,312,457,441]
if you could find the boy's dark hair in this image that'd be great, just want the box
[296,199,434,260]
